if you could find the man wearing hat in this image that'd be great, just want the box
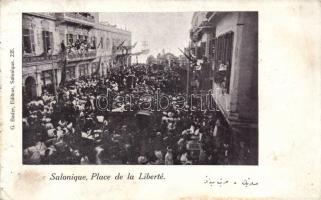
[137,155,149,165]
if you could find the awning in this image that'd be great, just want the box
[136,110,152,116]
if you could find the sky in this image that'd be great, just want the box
[99,12,193,63]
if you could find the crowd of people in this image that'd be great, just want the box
[66,39,93,57]
[23,63,239,165]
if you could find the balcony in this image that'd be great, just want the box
[26,12,56,20]
[23,50,97,65]
[23,54,60,64]
[56,12,95,28]
[190,28,202,42]
[67,50,97,62]
[65,13,95,23]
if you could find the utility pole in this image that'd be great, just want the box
[49,50,57,96]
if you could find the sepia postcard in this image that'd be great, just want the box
[0,0,320,200]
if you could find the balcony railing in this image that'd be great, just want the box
[67,50,97,61]
[27,12,56,20]
[23,50,97,64]
[62,12,95,24]
[23,54,60,63]
[42,12,56,18]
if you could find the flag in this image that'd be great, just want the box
[111,40,125,63]
[59,42,67,87]
[178,48,197,64]
[60,57,67,87]
[97,38,102,49]
[132,42,137,49]
[122,41,137,55]
[94,56,102,76]
[116,40,125,50]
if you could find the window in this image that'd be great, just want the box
[112,39,116,51]
[78,35,88,43]
[59,30,65,46]
[41,70,53,85]
[23,29,35,54]
[100,37,104,49]
[212,31,234,93]
[42,31,54,54]
[66,67,76,80]
[79,63,89,77]
[79,35,84,42]
[190,46,197,58]
[196,42,206,59]
[209,39,215,60]
[90,36,96,49]
[106,38,110,50]
[41,70,57,94]
[91,62,99,74]
[73,34,78,43]
[66,34,74,46]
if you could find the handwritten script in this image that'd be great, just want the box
[203,176,259,188]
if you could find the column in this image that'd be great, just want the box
[75,64,80,79]
[57,68,62,86]
[35,71,42,97]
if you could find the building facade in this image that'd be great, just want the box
[190,12,258,164]
[22,12,131,100]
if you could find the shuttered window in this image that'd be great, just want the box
[42,31,54,54]
[23,29,35,54]
[212,31,234,93]
[196,42,206,59]
[66,34,74,45]
[90,36,96,49]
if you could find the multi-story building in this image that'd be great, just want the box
[22,12,131,101]
[190,12,258,164]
